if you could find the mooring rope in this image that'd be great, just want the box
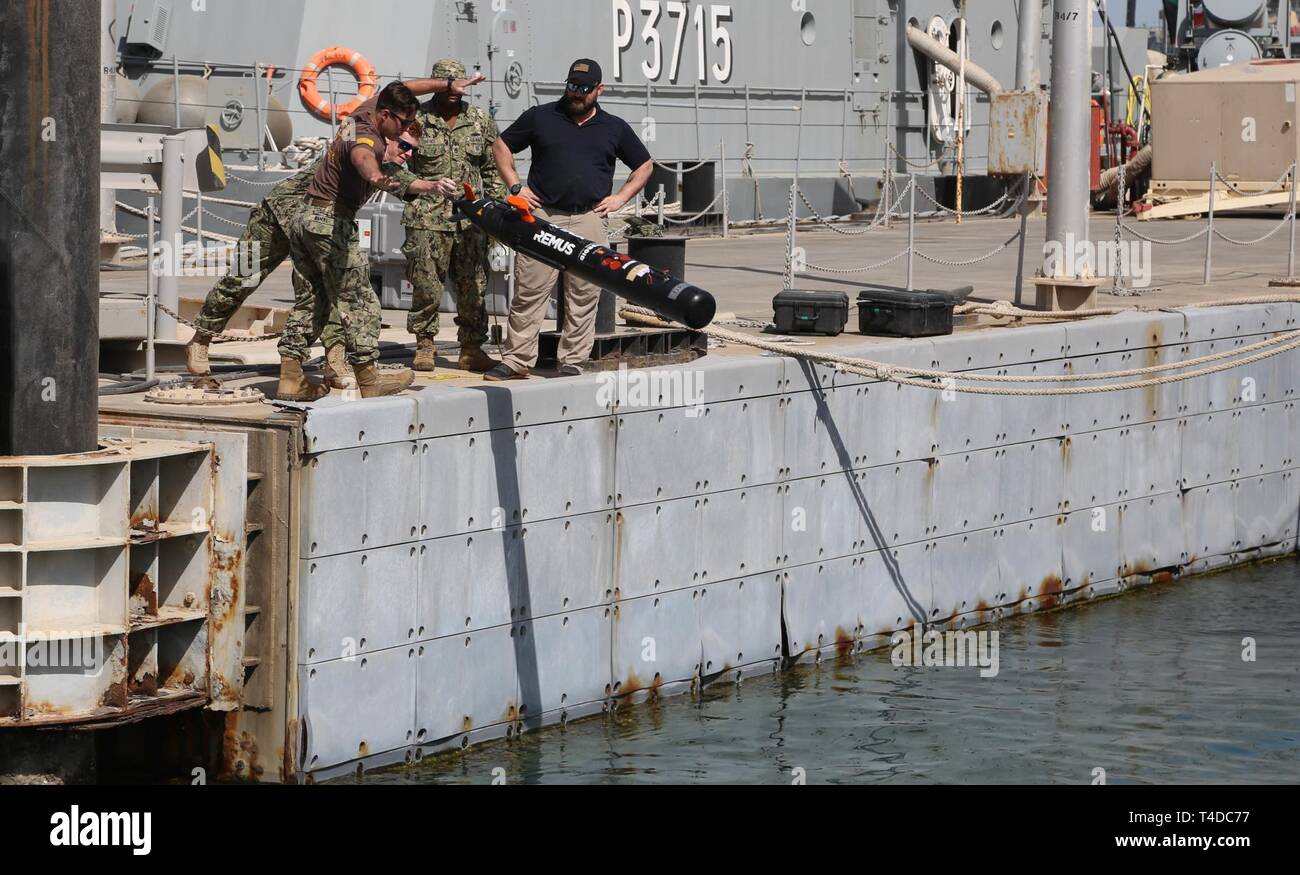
[620,295,1300,397]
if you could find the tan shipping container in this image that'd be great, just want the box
[1151,60,1300,191]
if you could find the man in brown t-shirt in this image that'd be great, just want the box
[279,75,482,400]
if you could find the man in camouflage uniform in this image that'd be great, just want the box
[391,59,505,373]
[280,79,470,400]
[183,160,353,389]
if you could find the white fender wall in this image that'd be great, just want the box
[293,303,1300,779]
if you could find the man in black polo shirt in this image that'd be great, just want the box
[485,59,653,379]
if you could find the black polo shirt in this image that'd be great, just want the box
[500,101,652,213]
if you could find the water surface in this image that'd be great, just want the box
[350,560,1300,784]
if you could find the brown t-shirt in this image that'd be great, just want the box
[306,96,386,211]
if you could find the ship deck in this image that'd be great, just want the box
[97,211,1299,417]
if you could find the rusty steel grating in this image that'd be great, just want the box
[0,437,239,726]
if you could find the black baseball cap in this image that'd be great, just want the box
[567,59,602,86]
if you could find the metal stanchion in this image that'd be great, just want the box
[1288,162,1297,278]
[255,62,266,171]
[883,89,892,230]
[906,177,916,291]
[883,164,893,230]
[656,183,665,228]
[1204,161,1216,286]
[158,135,183,340]
[794,87,806,188]
[171,56,181,127]
[719,137,729,239]
[146,197,157,382]
[1014,174,1029,306]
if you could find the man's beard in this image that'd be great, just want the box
[565,95,593,117]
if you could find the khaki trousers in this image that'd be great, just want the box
[502,206,608,372]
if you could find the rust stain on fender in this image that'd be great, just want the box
[834,626,854,658]
[1038,574,1064,609]
[1144,325,1164,417]
[620,672,644,697]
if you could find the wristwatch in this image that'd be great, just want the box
[446,76,455,92]
[509,183,523,196]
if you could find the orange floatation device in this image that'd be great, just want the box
[299,46,378,120]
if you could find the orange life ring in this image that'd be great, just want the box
[299,46,378,121]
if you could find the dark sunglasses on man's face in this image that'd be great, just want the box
[395,139,416,155]
[565,81,597,95]
[386,110,417,129]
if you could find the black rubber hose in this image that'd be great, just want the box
[98,378,159,396]
[127,353,327,377]
[180,370,268,383]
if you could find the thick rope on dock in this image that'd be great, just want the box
[620,295,1300,397]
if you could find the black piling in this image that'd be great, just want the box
[0,0,101,455]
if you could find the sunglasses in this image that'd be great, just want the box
[565,82,597,95]
[395,139,416,155]
[386,110,418,130]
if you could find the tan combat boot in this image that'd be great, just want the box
[458,342,499,373]
[412,336,437,372]
[356,362,415,398]
[276,357,329,402]
[322,344,357,390]
[185,334,211,375]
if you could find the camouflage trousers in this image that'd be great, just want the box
[192,200,344,351]
[401,225,489,346]
[282,202,382,366]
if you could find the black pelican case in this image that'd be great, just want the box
[771,289,850,336]
[857,289,954,337]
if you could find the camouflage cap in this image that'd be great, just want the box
[431,58,467,80]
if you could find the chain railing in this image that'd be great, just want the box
[1213,164,1293,197]
[782,158,1300,292]
[787,174,1033,289]
[912,183,1014,218]
[1116,160,1299,287]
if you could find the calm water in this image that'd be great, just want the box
[350,560,1300,785]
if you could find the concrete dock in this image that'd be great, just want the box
[79,210,1300,780]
